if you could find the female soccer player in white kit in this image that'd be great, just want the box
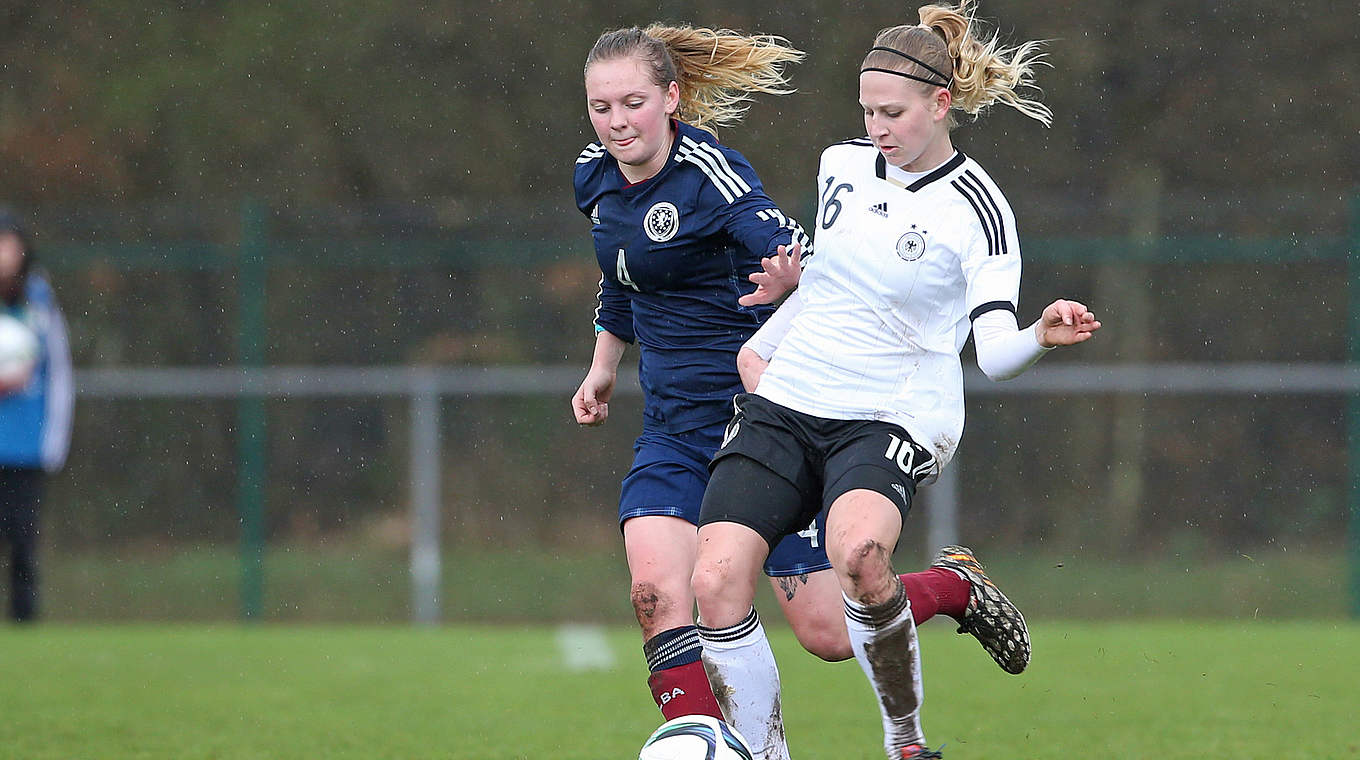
[691,4,1102,758]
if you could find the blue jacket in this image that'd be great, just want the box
[0,270,73,471]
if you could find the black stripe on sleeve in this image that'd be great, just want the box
[969,301,1016,322]
[952,179,995,256]
[963,170,1009,256]
[957,172,1004,256]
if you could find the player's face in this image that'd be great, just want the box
[585,57,680,183]
[860,71,952,172]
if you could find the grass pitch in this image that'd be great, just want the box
[1,620,1356,759]
[40,542,1350,623]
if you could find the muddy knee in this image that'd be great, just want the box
[630,581,676,632]
[840,538,897,603]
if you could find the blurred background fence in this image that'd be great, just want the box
[17,198,1356,624]
[3,0,1356,624]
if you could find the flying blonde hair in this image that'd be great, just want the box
[585,25,805,133]
[862,1,1052,127]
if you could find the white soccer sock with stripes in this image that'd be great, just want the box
[697,608,791,760]
[844,579,926,759]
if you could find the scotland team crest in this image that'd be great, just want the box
[896,226,928,262]
[644,202,680,242]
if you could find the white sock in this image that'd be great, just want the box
[844,580,925,759]
[698,608,791,760]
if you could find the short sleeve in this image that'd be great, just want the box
[954,172,1021,321]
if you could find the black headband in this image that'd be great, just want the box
[860,45,951,88]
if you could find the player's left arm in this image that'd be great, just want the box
[713,151,812,306]
[738,240,803,306]
[1033,299,1101,347]
[972,301,1101,381]
[738,289,805,391]
[961,179,1099,380]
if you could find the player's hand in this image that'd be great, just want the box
[1035,299,1101,347]
[572,369,616,426]
[738,242,802,306]
[736,347,769,392]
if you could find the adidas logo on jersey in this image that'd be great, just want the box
[590,204,600,225]
[869,201,889,218]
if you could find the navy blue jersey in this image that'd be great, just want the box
[575,120,811,434]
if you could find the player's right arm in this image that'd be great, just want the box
[736,346,768,392]
[737,145,832,390]
[574,329,628,426]
[576,261,636,427]
[573,147,637,427]
[575,271,634,427]
[738,289,806,391]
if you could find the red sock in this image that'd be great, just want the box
[648,660,723,721]
[900,567,971,624]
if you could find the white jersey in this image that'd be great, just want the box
[753,141,1022,471]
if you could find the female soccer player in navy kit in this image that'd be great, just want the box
[690,4,1101,759]
[572,24,818,731]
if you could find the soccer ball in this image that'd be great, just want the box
[0,313,38,392]
[638,715,754,760]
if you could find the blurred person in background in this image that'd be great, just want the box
[0,208,74,623]
[690,3,1100,758]
[570,25,1012,755]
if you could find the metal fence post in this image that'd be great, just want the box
[926,456,960,554]
[1349,192,1360,619]
[409,369,442,625]
[237,200,267,621]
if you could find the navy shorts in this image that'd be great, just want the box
[618,425,831,578]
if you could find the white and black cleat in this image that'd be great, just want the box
[931,545,1031,675]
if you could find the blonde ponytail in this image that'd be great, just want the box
[863,2,1052,127]
[586,25,804,133]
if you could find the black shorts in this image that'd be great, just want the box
[698,393,935,549]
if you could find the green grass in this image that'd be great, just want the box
[1,621,1356,759]
[36,541,1353,623]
